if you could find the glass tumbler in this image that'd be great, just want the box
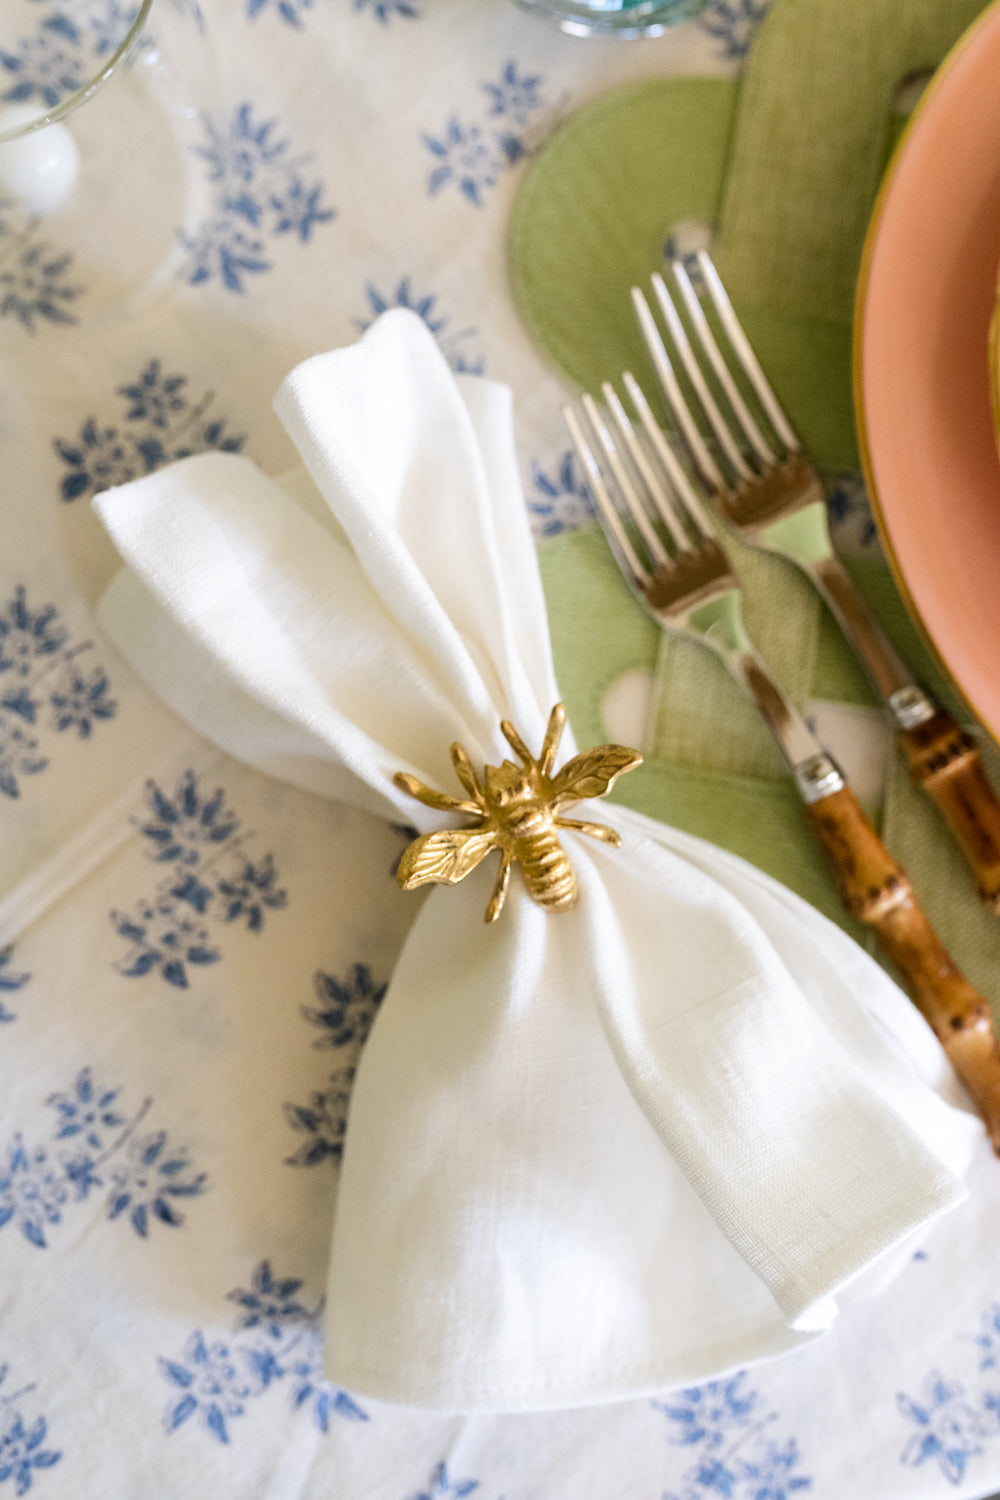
[511,0,708,40]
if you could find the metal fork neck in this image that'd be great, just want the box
[731,648,845,800]
[809,556,931,721]
[673,586,832,777]
[728,648,832,777]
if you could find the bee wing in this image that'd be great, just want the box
[396,828,499,889]
[549,746,642,804]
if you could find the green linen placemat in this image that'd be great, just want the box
[519,0,1000,1008]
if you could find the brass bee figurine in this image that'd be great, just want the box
[394,703,642,923]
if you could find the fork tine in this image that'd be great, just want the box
[622,373,717,542]
[694,250,800,453]
[561,403,651,588]
[601,381,693,554]
[582,393,673,572]
[630,287,729,496]
[650,272,753,483]
[670,259,777,468]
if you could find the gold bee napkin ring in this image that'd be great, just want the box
[393,703,642,922]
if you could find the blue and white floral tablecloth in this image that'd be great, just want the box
[3,1,1000,1496]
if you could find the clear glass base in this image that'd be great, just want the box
[0,4,217,321]
[512,0,707,39]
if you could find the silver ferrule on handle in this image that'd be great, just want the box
[791,752,846,804]
[887,684,937,730]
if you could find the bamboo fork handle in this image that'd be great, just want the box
[810,559,1000,912]
[897,709,1000,913]
[803,783,1000,1152]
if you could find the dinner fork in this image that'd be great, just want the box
[563,379,1000,1148]
[632,251,1000,915]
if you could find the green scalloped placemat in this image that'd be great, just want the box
[519,0,1000,1001]
[510,0,988,469]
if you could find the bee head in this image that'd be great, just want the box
[484,758,535,807]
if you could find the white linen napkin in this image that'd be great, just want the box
[92,310,983,1412]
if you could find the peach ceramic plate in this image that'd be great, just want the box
[855,0,1000,740]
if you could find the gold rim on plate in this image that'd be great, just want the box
[852,0,1000,740]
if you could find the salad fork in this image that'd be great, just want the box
[632,251,1000,914]
[563,379,1000,1148]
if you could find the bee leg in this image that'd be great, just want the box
[538,702,567,777]
[554,816,622,846]
[500,717,534,769]
[450,741,489,809]
[393,771,481,817]
[484,850,512,923]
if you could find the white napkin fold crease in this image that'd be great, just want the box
[92,310,983,1412]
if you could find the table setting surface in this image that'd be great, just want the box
[4,0,1000,1497]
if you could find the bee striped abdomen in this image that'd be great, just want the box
[515,821,578,912]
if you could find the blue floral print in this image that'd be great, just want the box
[105,1127,205,1237]
[358,280,485,374]
[0,3,161,111]
[0,1141,66,1251]
[352,0,422,22]
[0,206,82,331]
[159,1261,367,1443]
[827,474,878,553]
[657,1374,758,1449]
[0,1,198,115]
[284,964,386,1166]
[407,1463,479,1500]
[246,0,421,26]
[284,1329,367,1432]
[423,63,547,206]
[112,897,221,989]
[739,1441,812,1499]
[0,947,29,1025]
[656,1372,812,1500]
[246,0,317,25]
[972,1303,1000,1372]
[54,357,245,503]
[300,965,387,1051]
[160,1333,254,1445]
[0,12,88,110]
[528,450,593,538]
[181,103,335,292]
[0,1067,206,1248]
[111,770,287,987]
[484,60,544,126]
[898,1373,990,1486]
[138,773,241,867]
[0,588,66,675]
[228,1259,311,1336]
[698,0,772,59]
[424,119,499,208]
[0,1364,61,1495]
[0,586,117,798]
[284,1065,354,1167]
[216,855,287,932]
[0,720,46,799]
[894,1301,1000,1486]
[47,665,115,736]
[47,1067,125,1150]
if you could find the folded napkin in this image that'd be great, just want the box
[92,310,983,1412]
